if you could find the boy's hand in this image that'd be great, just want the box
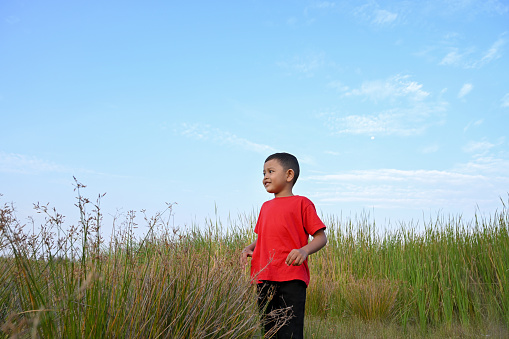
[286,248,308,266]
[286,229,327,266]
[240,248,253,266]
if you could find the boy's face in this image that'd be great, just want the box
[263,159,294,196]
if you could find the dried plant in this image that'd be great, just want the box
[342,276,400,321]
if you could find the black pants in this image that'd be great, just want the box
[257,280,307,339]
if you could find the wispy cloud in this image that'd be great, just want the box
[353,3,398,26]
[372,9,398,25]
[0,151,108,177]
[345,75,429,102]
[422,143,440,154]
[454,152,509,175]
[440,35,507,68]
[439,48,464,66]
[327,80,349,93]
[324,150,340,156]
[306,152,509,212]
[319,109,427,136]
[177,123,276,154]
[501,93,509,108]
[466,0,509,15]
[458,83,473,98]
[487,0,509,14]
[314,1,335,9]
[462,140,495,154]
[307,1,336,10]
[0,151,67,174]
[277,52,328,77]
[303,1,337,22]
[463,119,483,132]
[307,168,499,210]
[286,17,298,26]
[309,169,486,185]
[320,75,446,136]
[421,0,509,17]
[475,36,506,66]
[462,137,504,155]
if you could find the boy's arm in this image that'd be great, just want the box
[285,228,327,266]
[240,239,257,266]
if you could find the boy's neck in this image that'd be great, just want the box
[274,188,294,198]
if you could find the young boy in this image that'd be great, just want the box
[241,152,327,339]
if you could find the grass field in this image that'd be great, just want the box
[1,183,508,338]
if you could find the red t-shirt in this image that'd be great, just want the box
[250,195,326,286]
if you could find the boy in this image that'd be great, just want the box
[241,152,327,339]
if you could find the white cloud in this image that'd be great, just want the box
[454,153,509,175]
[440,36,507,68]
[303,2,336,20]
[324,150,340,156]
[314,1,336,9]
[372,9,398,24]
[422,144,440,154]
[286,17,298,26]
[474,36,506,67]
[1,152,131,184]
[488,0,509,14]
[439,48,466,66]
[487,0,509,14]
[345,75,429,102]
[472,0,509,15]
[462,137,504,156]
[306,155,509,214]
[309,168,485,185]
[323,75,446,136]
[277,52,327,77]
[353,3,399,26]
[422,0,509,17]
[462,140,495,154]
[0,151,67,174]
[321,110,425,136]
[298,155,317,166]
[458,83,473,98]
[320,102,447,137]
[178,123,275,154]
[501,93,509,108]
[0,152,107,178]
[307,170,492,209]
[327,81,349,93]
[463,119,484,132]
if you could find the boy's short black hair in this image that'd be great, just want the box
[265,152,300,186]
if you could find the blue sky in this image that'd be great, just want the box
[1,0,509,233]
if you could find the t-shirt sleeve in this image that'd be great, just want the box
[254,204,264,234]
[254,217,260,234]
[303,200,326,236]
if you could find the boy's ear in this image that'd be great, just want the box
[286,169,295,183]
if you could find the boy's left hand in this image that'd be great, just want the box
[285,248,308,266]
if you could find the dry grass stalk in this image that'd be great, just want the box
[343,276,400,321]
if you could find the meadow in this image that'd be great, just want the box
[1,182,508,338]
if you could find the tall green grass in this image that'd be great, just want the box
[0,183,260,338]
[308,205,509,332]
[1,183,508,337]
